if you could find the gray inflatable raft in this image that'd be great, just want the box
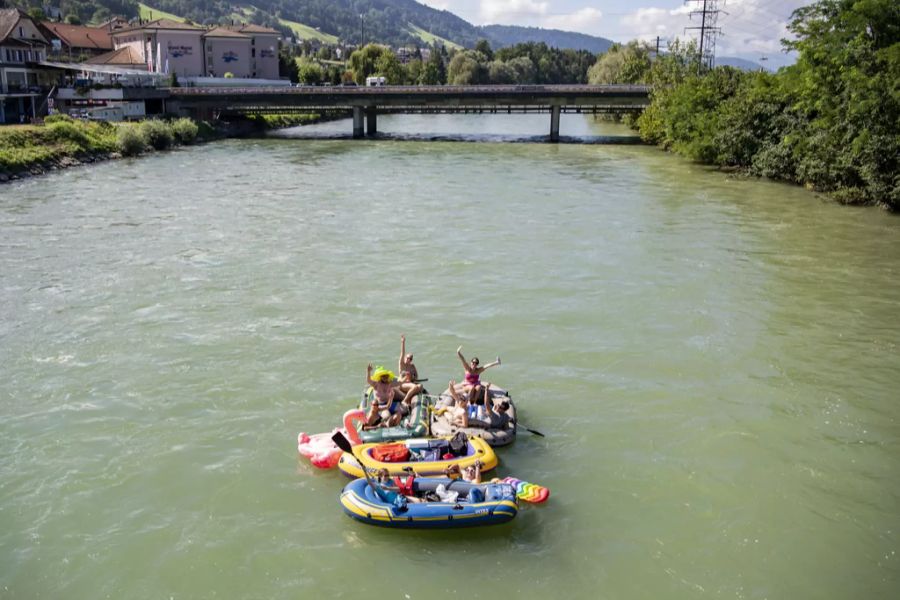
[429,386,517,447]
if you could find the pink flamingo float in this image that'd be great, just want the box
[297,409,366,469]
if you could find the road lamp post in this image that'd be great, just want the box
[359,14,364,47]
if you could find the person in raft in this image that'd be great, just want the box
[397,334,423,399]
[454,346,501,398]
[365,364,409,429]
[375,469,425,503]
[444,380,471,428]
[444,460,484,484]
[482,384,513,430]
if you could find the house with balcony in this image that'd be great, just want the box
[39,21,113,62]
[0,8,52,123]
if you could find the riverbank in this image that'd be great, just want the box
[0,113,330,183]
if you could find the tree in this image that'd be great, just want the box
[447,50,487,84]
[587,42,653,84]
[474,39,494,61]
[506,56,536,83]
[488,60,515,84]
[297,59,323,85]
[375,50,404,84]
[349,44,400,84]
[405,59,424,85]
[280,50,300,83]
[64,14,81,25]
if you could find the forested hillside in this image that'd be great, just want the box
[480,25,613,54]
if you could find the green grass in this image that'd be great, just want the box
[138,3,185,23]
[278,17,339,43]
[407,24,462,50]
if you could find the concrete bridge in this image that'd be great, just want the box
[167,84,650,142]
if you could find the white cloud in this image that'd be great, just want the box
[542,8,604,34]
[417,0,452,11]
[479,0,549,23]
[614,1,805,67]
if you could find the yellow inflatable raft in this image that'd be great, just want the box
[338,436,498,479]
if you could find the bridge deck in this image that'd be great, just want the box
[168,84,651,109]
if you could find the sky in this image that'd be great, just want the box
[417,0,810,68]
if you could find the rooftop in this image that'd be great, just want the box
[41,21,113,50]
[84,45,145,67]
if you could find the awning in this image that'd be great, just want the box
[38,61,165,77]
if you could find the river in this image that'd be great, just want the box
[1,114,898,599]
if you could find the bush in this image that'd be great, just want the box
[44,113,74,124]
[140,119,173,150]
[117,125,146,156]
[46,121,90,148]
[171,117,198,144]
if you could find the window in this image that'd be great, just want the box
[251,48,255,57]
[18,27,24,38]
[4,50,9,61]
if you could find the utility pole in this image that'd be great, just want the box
[684,0,723,73]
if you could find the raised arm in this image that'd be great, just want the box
[366,363,376,387]
[399,334,406,373]
[483,384,495,416]
[456,346,471,372]
[479,357,501,373]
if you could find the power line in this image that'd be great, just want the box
[684,0,724,71]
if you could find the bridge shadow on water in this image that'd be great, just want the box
[268,131,644,145]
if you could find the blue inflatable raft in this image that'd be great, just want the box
[340,477,518,529]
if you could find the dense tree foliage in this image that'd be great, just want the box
[628,0,898,209]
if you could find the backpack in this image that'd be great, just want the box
[448,432,469,457]
[371,443,410,463]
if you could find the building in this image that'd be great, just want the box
[225,23,280,79]
[203,27,251,77]
[39,21,113,62]
[106,19,281,79]
[111,19,205,76]
[0,8,52,123]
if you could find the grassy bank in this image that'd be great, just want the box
[0,115,210,180]
[0,112,330,182]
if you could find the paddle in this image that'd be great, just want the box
[516,423,546,437]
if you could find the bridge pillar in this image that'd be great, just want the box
[550,104,561,143]
[365,106,377,136]
[352,106,364,139]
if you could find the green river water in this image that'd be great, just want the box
[1,114,899,599]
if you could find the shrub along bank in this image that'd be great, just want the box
[0,115,206,180]
[0,112,325,182]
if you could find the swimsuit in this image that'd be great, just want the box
[465,371,480,386]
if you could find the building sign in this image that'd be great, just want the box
[167,43,194,58]
[260,49,275,58]
[222,51,238,63]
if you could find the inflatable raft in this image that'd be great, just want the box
[340,477,518,529]
[430,387,517,447]
[337,436,498,478]
[355,389,431,444]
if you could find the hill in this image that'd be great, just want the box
[480,24,614,53]
[716,56,768,71]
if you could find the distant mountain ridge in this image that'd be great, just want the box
[480,25,614,54]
